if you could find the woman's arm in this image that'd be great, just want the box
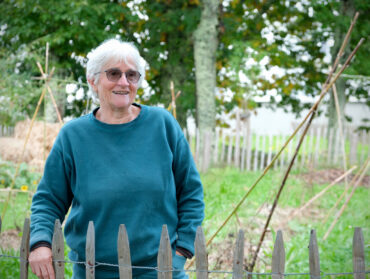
[172,135,205,256]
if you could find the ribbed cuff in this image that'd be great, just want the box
[176,246,193,259]
[30,241,51,252]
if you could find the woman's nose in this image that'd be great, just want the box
[117,73,130,86]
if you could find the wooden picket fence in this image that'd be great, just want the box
[186,123,370,173]
[0,125,14,137]
[2,218,366,278]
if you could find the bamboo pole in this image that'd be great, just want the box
[186,14,363,268]
[332,84,348,185]
[248,111,316,273]
[289,166,357,220]
[323,158,369,240]
[322,156,368,224]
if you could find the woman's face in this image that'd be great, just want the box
[91,59,140,112]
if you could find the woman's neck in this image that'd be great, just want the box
[96,105,140,124]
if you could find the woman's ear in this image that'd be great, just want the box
[88,78,98,92]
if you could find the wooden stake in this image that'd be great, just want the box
[289,166,357,220]
[323,158,369,240]
[249,112,316,273]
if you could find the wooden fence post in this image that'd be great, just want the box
[267,134,273,169]
[158,225,172,279]
[86,221,95,279]
[309,229,320,279]
[221,129,226,163]
[195,226,208,279]
[202,130,212,172]
[0,216,2,233]
[20,218,30,279]
[353,227,365,279]
[213,128,219,165]
[313,126,321,169]
[232,230,244,279]
[52,219,64,279]
[259,135,266,171]
[227,134,234,165]
[246,131,252,171]
[271,230,285,279]
[253,134,259,171]
[195,128,200,166]
[241,127,247,171]
[118,224,132,279]
[235,110,241,168]
[349,132,358,166]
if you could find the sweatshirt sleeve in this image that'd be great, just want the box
[30,134,74,249]
[172,135,205,255]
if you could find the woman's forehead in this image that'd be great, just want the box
[104,57,137,70]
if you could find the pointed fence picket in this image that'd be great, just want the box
[2,217,367,278]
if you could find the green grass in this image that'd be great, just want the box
[0,163,369,278]
[201,167,370,277]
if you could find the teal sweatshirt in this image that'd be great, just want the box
[30,104,204,277]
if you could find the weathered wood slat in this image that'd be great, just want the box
[353,227,365,279]
[253,134,259,171]
[267,134,273,168]
[227,134,233,165]
[0,216,2,233]
[158,225,172,279]
[333,129,340,164]
[259,135,266,170]
[20,218,30,279]
[195,128,200,165]
[287,134,294,169]
[271,230,285,279]
[360,130,367,165]
[241,127,247,171]
[202,130,212,172]
[118,224,132,279]
[327,128,334,165]
[313,127,321,169]
[195,226,208,279]
[349,131,358,165]
[246,131,252,171]
[309,229,320,279]
[52,219,64,279]
[86,221,95,279]
[235,110,241,168]
[232,230,244,279]
[308,127,315,165]
[280,135,286,170]
[221,129,226,163]
[213,128,219,164]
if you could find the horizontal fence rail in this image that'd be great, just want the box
[0,217,368,278]
[185,123,370,173]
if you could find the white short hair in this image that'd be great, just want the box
[86,39,146,97]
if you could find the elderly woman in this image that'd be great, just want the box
[29,39,204,279]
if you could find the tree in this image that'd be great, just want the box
[193,0,219,131]
[312,0,370,130]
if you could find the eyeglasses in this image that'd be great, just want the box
[94,68,141,84]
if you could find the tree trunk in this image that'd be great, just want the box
[327,0,355,158]
[194,0,218,132]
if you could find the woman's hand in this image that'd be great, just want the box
[29,247,55,279]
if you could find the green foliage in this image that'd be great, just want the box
[0,47,43,127]
[0,158,41,190]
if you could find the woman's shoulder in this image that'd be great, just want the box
[58,114,91,136]
[144,105,176,123]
